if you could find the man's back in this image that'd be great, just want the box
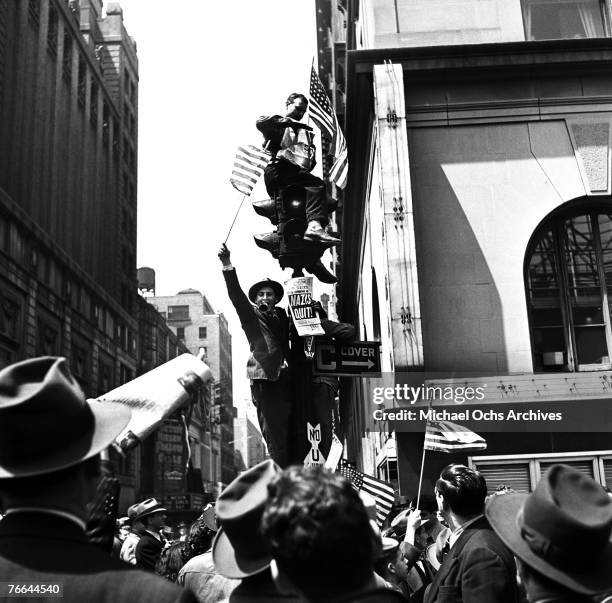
[177,550,239,603]
[0,513,194,603]
[424,516,519,603]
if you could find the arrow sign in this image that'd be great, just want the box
[313,341,382,377]
[343,359,375,369]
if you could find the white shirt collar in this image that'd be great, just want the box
[448,514,483,548]
[4,507,87,531]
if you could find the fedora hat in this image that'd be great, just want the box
[0,356,130,479]
[213,459,280,578]
[486,464,612,595]
[248,278,284,304]
[134,498,167,521]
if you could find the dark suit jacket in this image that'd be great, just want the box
[135,530,164,573]
[223,268,289,381]
[423,516,519,603]
[0,512,194,603]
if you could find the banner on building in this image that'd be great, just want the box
[286,277,324,337]
[92,353,213,452]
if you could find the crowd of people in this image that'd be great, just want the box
[2,356,612,602]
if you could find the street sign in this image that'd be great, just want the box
[313,340,382,377]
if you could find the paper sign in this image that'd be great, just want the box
[304,422,326,467]
[324,434,344,471]
[91,353,213,451]
[286,277,324,336]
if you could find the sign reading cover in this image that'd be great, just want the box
[313,340,382,377]
[286,276,325,336]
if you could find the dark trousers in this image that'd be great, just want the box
[250,371,292,468]
[290,377,337,464]
[263,159,328,226]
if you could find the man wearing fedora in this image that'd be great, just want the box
[486,464,612,602]
[135,498,168,572]
[0,356,195,602]
[121,501,146,564]
[424,464,519,603]
[212,459,301,601]
[218,243,292,467]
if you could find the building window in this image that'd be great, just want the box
[90,82,98,127]
[47,6,58,56]
[168,305,190,321]
[62,33,72,82]
[77,58,86,107]
[176,327,185,340]
[27,0,40,27]
[199,326,207,339]
[470,451,612,492]
[525,206,612,372]
[522,0,609,40]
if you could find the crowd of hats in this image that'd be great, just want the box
[3,357,612,601]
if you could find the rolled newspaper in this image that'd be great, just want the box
[91,353,213,452]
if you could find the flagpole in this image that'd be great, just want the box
[416,437,427,509]
[224,194,246,244]
[416,399,433,509]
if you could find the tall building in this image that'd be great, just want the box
[148,289,236,488]
[0,1,192,511]
[233,412,266,471]
[318,0,612,495]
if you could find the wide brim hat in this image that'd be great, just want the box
[486,464,612,595]
[248,279,284,304]
[0,356,131,478]
[212,459,280,579]
[134,498,167,521]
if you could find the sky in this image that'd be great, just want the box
[116,1,319,407]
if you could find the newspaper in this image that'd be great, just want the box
[91,353,213,452]
[286,276,325,336]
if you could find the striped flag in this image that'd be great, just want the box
[338,459,395,524]
[309,64,348,189]
[230,145,271,196]
[424,420,487,453]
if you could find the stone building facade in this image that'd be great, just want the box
[318,0,612,495]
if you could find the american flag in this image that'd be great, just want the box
[424,420,487,453]
[309,64,348,189]
[230,145,271,196]
[338,459,395,524]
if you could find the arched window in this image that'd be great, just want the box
[525,204,612,372]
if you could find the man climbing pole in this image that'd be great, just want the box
[218,243,292,467]
[256,93,340,246]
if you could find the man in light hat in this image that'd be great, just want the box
[486,464,612,602]
[212,459,299,601]
[218,244,292,467]
[120,501,146,565]
[0,356,195,602]
[134,498,168,572]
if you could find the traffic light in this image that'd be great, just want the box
[250,186,337,283]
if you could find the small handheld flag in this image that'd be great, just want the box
[230,145,271,196]
[338,459,395,524]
